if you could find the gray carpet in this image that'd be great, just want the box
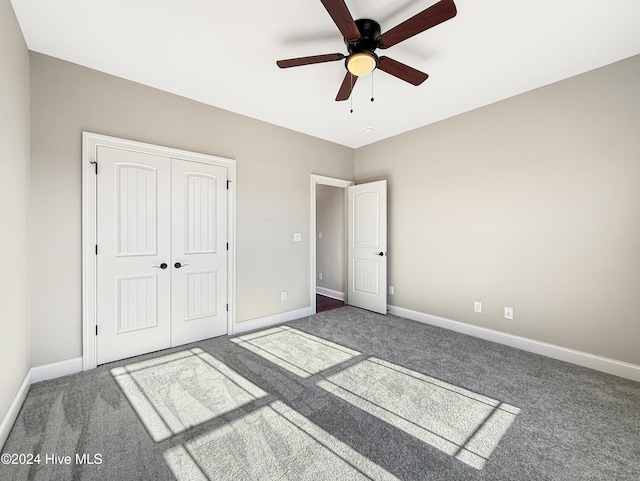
[2,306,639,480]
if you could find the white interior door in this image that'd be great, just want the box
[171,159,228,346]
[347,180,387,314]
[96,147,228,364]
[96,147,172,364]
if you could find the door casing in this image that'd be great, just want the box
[82,132,236,370]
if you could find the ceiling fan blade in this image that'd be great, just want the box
[320,0,361,41]
[277,53,345,69]
[378,0,457,49]
[377,56,429,85]
[335,72,358,101]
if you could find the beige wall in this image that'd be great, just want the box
[316,185,345,295]
[355,55,640,365]
[0,0,31,431]
[24,48,640,369]
[30,53,353,367]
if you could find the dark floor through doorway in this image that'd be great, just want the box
[316,294,344,312]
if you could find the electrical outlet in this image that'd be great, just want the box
[318,273,323,281]
[318,232,323,240]
[389,286,395,295]
[281,291,287,301]
[504,307,513,319]
[474,301,482,313]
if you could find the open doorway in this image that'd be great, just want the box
[316,184,346,312]
[310,175,354,314]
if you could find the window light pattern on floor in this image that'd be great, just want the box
[318,357,520,470]
[111,348,267,442]
[230,326,360,377]
[111,327,519,474]
[163,400,399,481]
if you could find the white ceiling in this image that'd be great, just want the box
[11,0,640,148]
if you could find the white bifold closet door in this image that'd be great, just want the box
[96,146,227,365]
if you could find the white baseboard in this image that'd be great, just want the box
[1,356,86,450]
[31,357,83,384]
[0,370,31,451]
[388,305,640,383]
[316,287,345,301]
[234,307,314,335]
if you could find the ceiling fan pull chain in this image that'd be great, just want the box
[350,74,354,113]
[371,70,375,102]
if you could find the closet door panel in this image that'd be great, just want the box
[171,159,228,346]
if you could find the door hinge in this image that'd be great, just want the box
[95,325,98,336]
[226,242,229,250]
[226,304,229,311]
[95,245,98,255]
[226,180,230,190]
[90,161,98,175]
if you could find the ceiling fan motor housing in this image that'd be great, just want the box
[345,18,381,68]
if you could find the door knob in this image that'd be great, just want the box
[152,263,168,269]
[376,252,384,256]
[174,262,189,269]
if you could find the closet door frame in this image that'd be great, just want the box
[82,132,236,370]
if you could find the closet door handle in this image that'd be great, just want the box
[375,252,385,256]
[152,263,168,269]
[174,262,189,269]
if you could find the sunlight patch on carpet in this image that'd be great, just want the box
[111,348,267,442]
[163,400,399,481]
[318,357,520,469]
[231,326,360,377]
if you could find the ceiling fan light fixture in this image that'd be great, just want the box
[347,52,377,76]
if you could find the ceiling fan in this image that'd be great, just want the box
[276,0,457,101]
